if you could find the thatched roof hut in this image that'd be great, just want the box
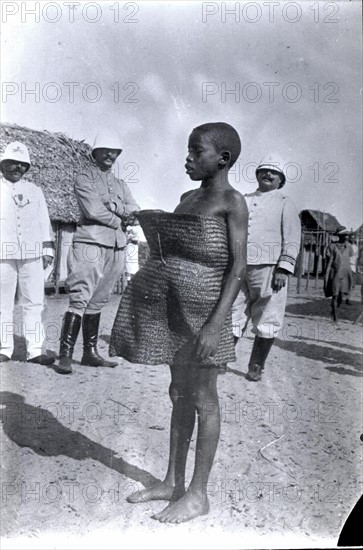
[0,122,93,223]
[300,209,341,233]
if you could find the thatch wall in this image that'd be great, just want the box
[0,123,93,223]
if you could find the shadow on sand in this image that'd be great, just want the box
[286,297,361,322]
[0,391,159,488]
[274,338,362,377]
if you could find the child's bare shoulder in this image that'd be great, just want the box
[180,189,196,202]
[222,188,247,209]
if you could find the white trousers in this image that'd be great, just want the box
[231,265,288,339]
[0,259,45,359]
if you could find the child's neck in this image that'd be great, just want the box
[200,171,230,189]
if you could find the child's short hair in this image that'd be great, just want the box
[193,122,241,168]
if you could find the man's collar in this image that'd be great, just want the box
[1,175,27,185]
[1,175,13,184]
[255,188,281,195]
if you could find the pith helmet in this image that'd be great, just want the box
[1,141,31,169]
[256,154,286,187]
[256,154,286,177]
[92,128,123,153]
[334,226,349,236]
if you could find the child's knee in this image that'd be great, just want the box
[169,382,188,404]
[193,385,217,412]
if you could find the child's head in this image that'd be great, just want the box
[185,123,241,181]
[192,122,241,168]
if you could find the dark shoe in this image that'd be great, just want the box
[0,354,10,363]
[27,355,55,366]
[56,311,82,375]
[245,336,275,381]
[246,363,263,382]
[346,299,352,305]
[54,356,72,375]
[81,350,118,368]
[81,313,117,367]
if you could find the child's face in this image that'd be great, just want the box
[185,131,222,181]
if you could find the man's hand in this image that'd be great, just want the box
[122,211,139,225]
[272,268,289,292]
[107,201,118,213]
[121,211,139,230]
[42,255,53,269]
[193,322,222,361]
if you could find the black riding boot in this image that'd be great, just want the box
[246,336,274,382]
[55,312,82,374]
[81,313,118,367]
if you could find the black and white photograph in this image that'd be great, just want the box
[0,1,362,548]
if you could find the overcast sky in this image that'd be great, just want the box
[2,1,362,229]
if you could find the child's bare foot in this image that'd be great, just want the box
[127,481,184,503]
[151,491,210,523]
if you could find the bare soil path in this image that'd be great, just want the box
[1,280,362,549]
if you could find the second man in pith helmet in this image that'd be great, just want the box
[55,128,139,375]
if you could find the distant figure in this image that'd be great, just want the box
[353,240,363,325]
[0,141,55,365]
[324,227,353,321]
[110,122,248,523]
[55,128,139,375]
[347,235,359,304]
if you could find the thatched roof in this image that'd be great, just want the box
[0,123,94,223]
[300,209,341,233]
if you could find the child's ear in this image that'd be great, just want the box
[220,150,231,166]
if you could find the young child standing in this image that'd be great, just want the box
[110,122,248,523]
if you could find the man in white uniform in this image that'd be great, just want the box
[0,142,55,364]
[232,155,301,381]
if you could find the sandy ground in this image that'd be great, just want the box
[1,279,362,549]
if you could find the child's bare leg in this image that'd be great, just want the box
[153,365,220,523]
[127,362,195,503]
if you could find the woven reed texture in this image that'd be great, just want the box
[109,210,236,367]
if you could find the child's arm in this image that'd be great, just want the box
[194,191,248,361]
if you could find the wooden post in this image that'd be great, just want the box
[296,231,304,294]
[315,232,321,289]
[54,223,63,295]
[306,240,312,291]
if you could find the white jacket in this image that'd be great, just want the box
[0,177,54,260]
[245,189,301,273]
